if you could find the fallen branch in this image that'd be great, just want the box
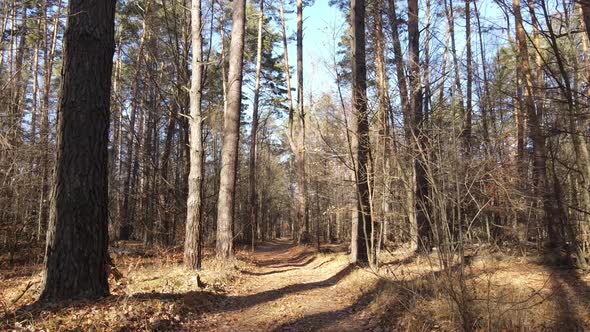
[9,281,37,308]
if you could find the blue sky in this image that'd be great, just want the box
[283,0,346,100]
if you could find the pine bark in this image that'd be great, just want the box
[40,0,116,301]
[351,0,373,265]
[216,0,246,259]
[185,0,204,270]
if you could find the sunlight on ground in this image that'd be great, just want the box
[1,241,590,331]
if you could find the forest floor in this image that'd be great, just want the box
[1,239,590,331]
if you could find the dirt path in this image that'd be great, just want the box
[186,239,382,331]
[5,239,590,331]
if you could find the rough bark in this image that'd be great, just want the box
[40,0,116,301]
[185,0,204,270]
[216,0,246,259]
[351,0,373,265]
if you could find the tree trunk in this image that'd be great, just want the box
[216,0,246,259]
[40,0,116,302]
[294,0,310,243]
[351,0,373,265]
[372,0,391,254]
[408,0,429,251]
[36,0,62,241]
[464,0,473,152]
[185,0,204,270]
[247,0,264,250]
[513,0,554,245]
[279,0,300,241]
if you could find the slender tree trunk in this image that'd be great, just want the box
[295,0,310,243]
[474,0,490,145]
[216,0,246,259]
[465,0,473,152]
[40,0,116,302]
[279,0,300,240]
[387,0,417,249]
[408,0,429,251]
[372,0,391,252]
[351,0,373,265]
[247,0,264,250]
[110,33,123,231]
[513,0,554,246]
[8,2,28,145]
[30,9,42,145]
[185,0,204,270]
[36,0,62,241]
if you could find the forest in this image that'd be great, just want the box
[1,0,590,330]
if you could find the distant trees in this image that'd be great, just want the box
[4,0,590,308]
[40,0,116,301]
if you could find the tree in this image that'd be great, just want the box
[185,0,205,270]
[351,0,372,265]
[512,0,555,247]
[216,0,247,259]
[407,0,430,251]
[247,0,265,250]
[40,0,116,301]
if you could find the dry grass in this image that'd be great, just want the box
[378,247,590,331]
[1,241,589,331]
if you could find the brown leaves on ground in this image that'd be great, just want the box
[1,240,590,331]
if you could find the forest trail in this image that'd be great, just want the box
[185,239,383,331]
[4,239,590,330]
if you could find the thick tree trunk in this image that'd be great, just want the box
[40,0,116,302]
[216,0,246,259]
[185,0,204,270]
